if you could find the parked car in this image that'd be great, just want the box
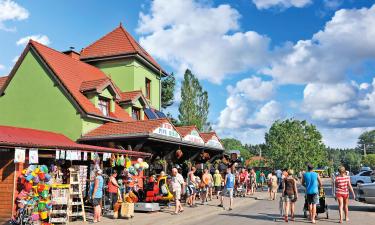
[350,170,373,186]
[357,182,375,204]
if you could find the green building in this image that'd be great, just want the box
[0,24,224,161]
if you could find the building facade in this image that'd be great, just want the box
[0,24,224,160]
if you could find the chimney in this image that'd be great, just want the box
[62,47,80,60]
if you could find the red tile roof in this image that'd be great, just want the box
[82,118,172,138]
[0,125,150,156]
[2,40,132,122]
[118,90,143,103]
[200,132,219,142]
[0,76,8,90]
[80,78,110,92]
[175,126,199,137]
[80,24,166,75]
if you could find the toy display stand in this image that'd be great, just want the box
[68,168,86,222]
[50,184,70,224]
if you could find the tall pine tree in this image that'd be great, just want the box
[161,73,176,109]
[178,69,210,131]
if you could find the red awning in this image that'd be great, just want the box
[0,125,150,157]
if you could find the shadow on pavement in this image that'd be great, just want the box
[329,205,375,212]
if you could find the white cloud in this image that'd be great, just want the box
[302,79,375,127]
[321,127,374,149]
[247,100,282,128]
[227,76,274,101]
[137,0,270,83]
[323,0,343,10]
[0,0,29,31]
[218,94,250,129]
[0,64,5,70]
[252,0,312,10]
[262,5,375,84]
[16,35,50,46]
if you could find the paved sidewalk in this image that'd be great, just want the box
[72,194,261,225]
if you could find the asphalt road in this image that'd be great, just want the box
[180,181,375,225]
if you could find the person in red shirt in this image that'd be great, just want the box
[108,171,120,210]
[335,166,355,223]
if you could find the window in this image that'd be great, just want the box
[132,107,141,120]
[98,98,110,116]
[145,78,151,99]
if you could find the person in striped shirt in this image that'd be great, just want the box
[335,166,356,223]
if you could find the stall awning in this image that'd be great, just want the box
[0,125,150,157]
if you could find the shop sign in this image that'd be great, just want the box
[206,136,223,149]
[184,130,204,144]
[14,147,26,163]
[153,123,180,138]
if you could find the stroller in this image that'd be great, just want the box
[303,188,329,219]
[235,183,246,197]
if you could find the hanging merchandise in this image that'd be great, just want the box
[55,150,60,160]
[110,154,116,167]
[29,148,39,164]
[15,165,52,224]
[116,154,121,166]
[125,155,131,169]
[14,148,26,163]
[66,150,72,160]
[120,155,125,166]
[60,150,65,159]
[83,151,88,161]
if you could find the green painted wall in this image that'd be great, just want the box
[82,118,103,136]
[92,58,161,110]
[0,50,83,140]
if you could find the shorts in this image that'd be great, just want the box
[284,195,297,203]
[221,188,234,198]
[306,194,319,205]
[215,186,222,192]
[173,189,182,200]
[92,198,101,206]
[187,185,196,196]
[336,193,349,199]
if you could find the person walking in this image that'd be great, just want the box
[259,171,266,191]
[270,171,278,200]
[92,169,104,223]
[302,164,322,224]
[335,166,355,223]
[107,171,120,210]
[219,168,235,210]
[203,168,214,201]
[171,168,185,215]
[187,167,198,207]
[213,170,223,197]
[249,169,257,195]
[282,169,298,222]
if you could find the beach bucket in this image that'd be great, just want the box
[40,211,48,220]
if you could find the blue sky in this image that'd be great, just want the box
[1,0,375,148]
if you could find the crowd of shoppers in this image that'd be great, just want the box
[89,162,357,224]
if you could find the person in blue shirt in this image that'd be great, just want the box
[218,167,235,210]
[92,169,104,223]
[302,164,322,224]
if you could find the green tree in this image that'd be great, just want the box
[358,130,375,155]
[342,150,362,172]
[221,138,252,161]
[178,69,210,131]
[265,119,327,172]
[362,154,375,168]
[161,73,176,109]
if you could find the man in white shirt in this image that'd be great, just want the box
[171,168,185,215]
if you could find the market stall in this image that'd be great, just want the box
[0,125,150,224]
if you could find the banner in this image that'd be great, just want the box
[56,150,60,160]
[29,148,39,164]
[14,148,25,163]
